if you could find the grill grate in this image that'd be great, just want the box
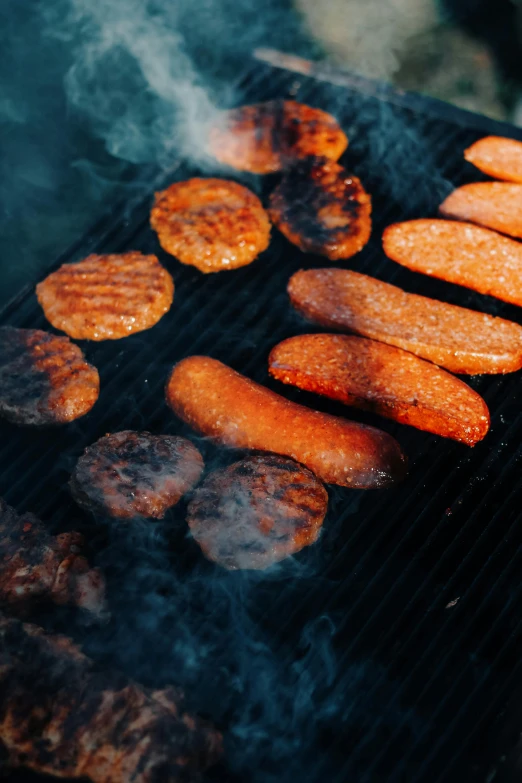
[5,61,522,783]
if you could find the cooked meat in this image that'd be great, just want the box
[150,178,270,273]
[187,454,328,570]
[383,219,522,307]
[269,334,490,446]
[0,498,105,619]
[71,431,204,519]
[268,157,371,260]
[0,326,99,425]
[166,356,407,489]
[288,268,522,375]
[0,615,222,782]
[208,100,348,174]
[439,182,522,239]
[464,135,522,182]
[36,252,174,340]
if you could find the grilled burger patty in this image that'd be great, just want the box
[0,616,222,782]
[36,251,174,340]
[0,498,106,619]
[0,326,99,425]
[268,157,372,260]
[208,100,348,174]
[187,454,328,570]
[150,177,270,273]
[71,431,204,519]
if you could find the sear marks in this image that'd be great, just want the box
[187,454,328,570]
[150,178,270,273]
[268,157,372,260]
[0,327,99,425]
[36,251,174,340]
[0,498,106,619]
[71,431,204,519]
[0,616,222,781]
[269,334,490,446]
[208,100,348,174]
[288,268,522,375]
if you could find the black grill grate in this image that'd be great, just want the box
[5,61,522,783]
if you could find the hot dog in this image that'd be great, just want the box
[464,136,522,183]
[439,182,522,239]
[165,356,407,488]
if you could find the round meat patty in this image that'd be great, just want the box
[0,327,99,426]
[208,100,348,174]
[187,454,328,570]
[150,178,271,273]
[70,431,204,519]
[36,252,174,340]
[268,156,372,260]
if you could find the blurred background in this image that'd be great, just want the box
[2,0,522,306]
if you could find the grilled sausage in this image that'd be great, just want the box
[440,182,522,239]
[269,334,490,445]
[383,219,522,307]
[150,178,270,273]
[268,157,371,260]
[287,268,522,375]
[0,616,222,782]
[464,135,522,183]
[187,454,328,570]
[0,327,99,425]
[166,356,407,488]
[0,498,106,619]
[208,100,348,174]
[36,252,174,340]
[71,431,204,519]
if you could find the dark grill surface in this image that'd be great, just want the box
[5,62,522,783]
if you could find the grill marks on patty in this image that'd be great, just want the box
[150,178,271,273]
[70,431,204,520]
[208,100,348,174]
[0,327,99,426]
[268,157,372,260]
[36,252,174,340]
[187,454,328,570]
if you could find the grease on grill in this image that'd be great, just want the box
[0,327,99,426]
[70,431,204,520]
[208,100,348,174]
[268,157,372,260]
[0,616,222,781]
[187,454,328,570]
[0,498,106,619]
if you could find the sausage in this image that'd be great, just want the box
[464,136,522,183]
[269,334,490,445]
[439,182,522,239]
[287,268,522,374]
[383,219,522,307]
[165,356,407,489]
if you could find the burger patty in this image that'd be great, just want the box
[150,178,271,273]
[71,431,204,519]
[268,157,372,260]
[208,100,348,174]
[0,327,99,426]
[36,252,174,340]
[186,454,328,570]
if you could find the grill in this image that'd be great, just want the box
[5,53,522,783]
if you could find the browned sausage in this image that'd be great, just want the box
[269,334,490,445]
[165,356,407,488]
[287,268,522,374]
[464,136,522,182]
[383,219,522,307]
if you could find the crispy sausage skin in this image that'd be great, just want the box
[464,136,522,183]
[269,334,490,446]
[383,219,522,307]
[287,268,522,375]
[165,356,407,489]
